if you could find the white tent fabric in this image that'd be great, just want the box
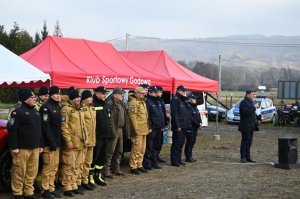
[0,44,50,85]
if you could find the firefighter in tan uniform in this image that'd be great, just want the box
[128,87,150,175]
[80,90,96,190]
[7,88,43,199]
[60,90,87,197]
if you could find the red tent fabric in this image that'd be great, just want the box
[20,36,172,90]
[119,50,219,93]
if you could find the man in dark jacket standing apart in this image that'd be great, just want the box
[170,85,192,167]
[104,88,129,177]
[238,89,259,163]
[7,88,43,199]
[40,86,62,199]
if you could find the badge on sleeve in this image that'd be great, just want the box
[43,114,48,122]
[61,115,66,122]
[130,106,135,112]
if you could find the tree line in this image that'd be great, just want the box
[0,20,62,55]
[0,21,63,104]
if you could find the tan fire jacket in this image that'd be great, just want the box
[128,95,149,136]
[81,103,96,147]
[61,101,87,150]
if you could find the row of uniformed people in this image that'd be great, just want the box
[7,84,201,199]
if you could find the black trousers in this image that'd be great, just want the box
[92,138,110,168]
[184,128,198,160]
[154,130,164,157]
[143,128,161,168]
[240,131,253,159]
[170,130,186,164]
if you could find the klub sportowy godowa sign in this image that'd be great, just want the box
[86,75,151,86]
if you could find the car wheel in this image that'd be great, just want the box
[0,148,12,192]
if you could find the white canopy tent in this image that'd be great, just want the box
[0,44,50,87]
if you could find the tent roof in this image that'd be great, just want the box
[21,36,172,90]
[119,50,218,93]
[0,44,50,87]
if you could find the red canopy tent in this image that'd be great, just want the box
[20,36,172,90]
[119,50,218,93]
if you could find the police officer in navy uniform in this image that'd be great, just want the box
[238,89,259,163]
[185,94,202,162]
[170,85,192,167]
[155,86,168,163]
[7,88,43,199]
[143,86,166,170]
[40,86,62,199]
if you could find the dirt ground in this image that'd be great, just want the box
[1,122,300,199]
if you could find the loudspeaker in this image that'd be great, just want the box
[275,137,299,169]
[278,137,298,164]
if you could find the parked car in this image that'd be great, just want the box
[207,102,226,121]
[227,97,277,124]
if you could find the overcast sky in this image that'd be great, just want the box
[1,0,299,41]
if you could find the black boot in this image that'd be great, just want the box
[82,183,94,191]
[63,190,75,197]
[73,185,85,195]
[246,157,256,163]
[157,156,166,163]
[41,190,54,199]
[94,171,108,186]
[50,190,62,198]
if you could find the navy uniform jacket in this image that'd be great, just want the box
[7,103,42,150]
[188,104,202,130]
[238,97,258,132]
[146,95,165,129]
[40,98,62,150]
[170,93,192,131]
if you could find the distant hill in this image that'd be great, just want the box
[112,35,300,70]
